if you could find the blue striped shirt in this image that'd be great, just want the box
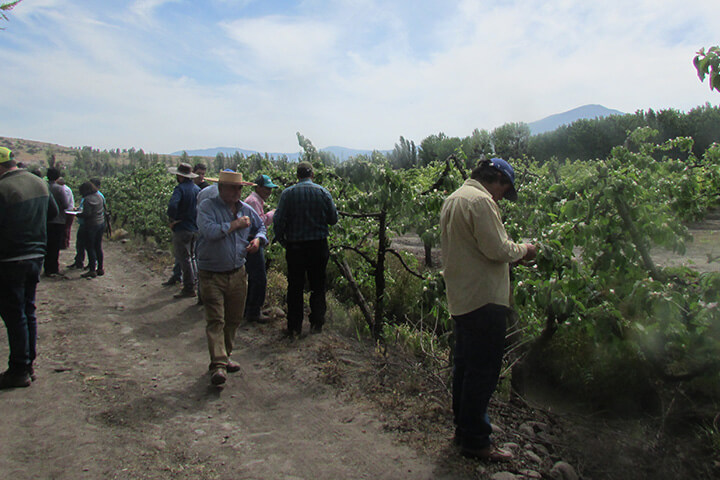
[273,178,337,244]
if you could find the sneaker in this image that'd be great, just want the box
[173,289,196,299]
[460,445,513,462]
[226,359,242,373]
[0,369,32,389]
[210,366,227,386]
[81,270,97,279]
[96,268,105,276]
[162,276,181,286]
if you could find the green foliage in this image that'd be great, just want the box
[491,122,530,160]
[102,163,175,246]
[694,46,720,93]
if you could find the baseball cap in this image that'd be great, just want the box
[0,147,13,164]
[489,157,518,201]
[254,174,278,188]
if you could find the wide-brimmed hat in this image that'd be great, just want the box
[168,162,198,179]
[218,170,255,186]
[254,174,278,188]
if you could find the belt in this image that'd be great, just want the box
[201,266,244,275]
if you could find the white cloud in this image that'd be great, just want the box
[1,0,719,153]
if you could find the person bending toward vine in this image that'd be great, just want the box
[196,171,267,386]
[273,162,338,338]
[440,158,537,462]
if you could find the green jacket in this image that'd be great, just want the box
[0,169,58,262]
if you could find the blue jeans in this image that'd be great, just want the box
[0,258,42,374]
[74,222,86,266]
[244,247,266,317]
[452,304,508,449]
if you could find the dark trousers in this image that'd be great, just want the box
[453,304,508,449]
[0,258,42,374]
[73,222,86,267]
[84,223,104,271]
[285,239,330,334]
[44,223,65,274]
[244,247,266,318]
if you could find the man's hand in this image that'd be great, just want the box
[230,215,251,232]
[246,238,261,254]
[523,243,537,261]
[168,220,180,229]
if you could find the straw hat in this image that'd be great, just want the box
[217,170,255,186]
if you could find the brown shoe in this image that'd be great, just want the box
[461,445,513,462]
[173,289,196,299]
[210,366,227,385]
[226,359,241,373]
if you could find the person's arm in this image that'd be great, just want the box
[246,206,268,252]
[167,186,181,221]
[472,197,527,263]
[47,192,59,220]
[273,193,287,245]
[325,190,338,226]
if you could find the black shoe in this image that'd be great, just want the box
[310,324,323,334]
[96,268,105,276]
[81,270,97,279]
[67,263,83,270]
[283,328,300,340]
[0,369,32,389]
[162,276,180,286]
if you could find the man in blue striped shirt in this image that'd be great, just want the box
[274,162,338,337]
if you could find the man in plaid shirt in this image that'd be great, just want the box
[273,162,337,337]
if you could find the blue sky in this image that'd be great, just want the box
[1,0,718,154]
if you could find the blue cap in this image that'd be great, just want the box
[489,158,517,201]
[254,174,278,188]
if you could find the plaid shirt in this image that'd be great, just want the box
[273,178,337,245]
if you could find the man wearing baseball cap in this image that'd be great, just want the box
[196,171,268,386]
[0,147,59,388]
[243,174,278,323]
[440,157,537,461]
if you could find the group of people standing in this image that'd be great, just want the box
[165,161,337,386]
[2,143,535,465]
[0,146,109,388]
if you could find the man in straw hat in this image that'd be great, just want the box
[196,170,267,386]
[167,162,201,298]
[0,147,59,388]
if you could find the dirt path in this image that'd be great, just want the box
[0,240,455,480]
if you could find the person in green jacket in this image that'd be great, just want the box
[0,147,58,389]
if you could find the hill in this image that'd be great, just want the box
[528,104,625,135]
[171,146,387,162]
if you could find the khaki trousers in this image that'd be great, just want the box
[199,267,247,368]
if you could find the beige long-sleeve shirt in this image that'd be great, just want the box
[440,179,527,316]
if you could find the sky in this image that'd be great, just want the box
[1,0,719,155]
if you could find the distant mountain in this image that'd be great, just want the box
[171,146,387,162]
[528,104,625,135]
